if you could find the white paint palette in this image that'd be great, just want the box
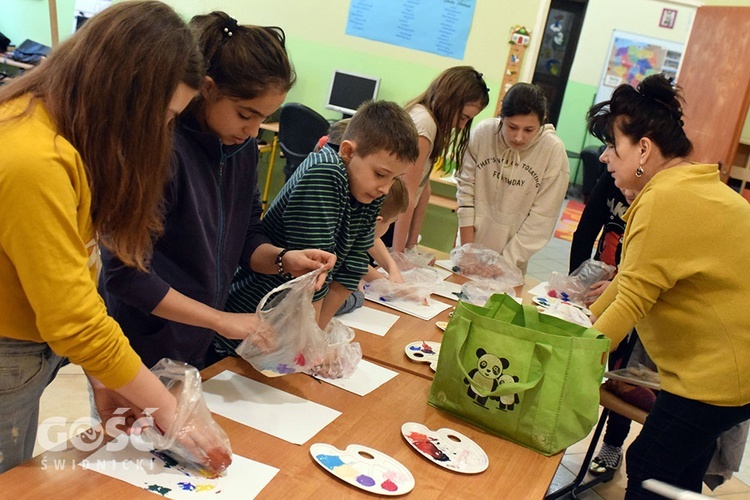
[403,341,441,371]
[401,423,489,474]
[310,443,414,495]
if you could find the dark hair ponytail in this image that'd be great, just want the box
[190,11,295,99]
[587,74,692,159]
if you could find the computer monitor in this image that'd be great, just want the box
[325,70,380,118]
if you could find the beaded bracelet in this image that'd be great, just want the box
[276,249,292,279]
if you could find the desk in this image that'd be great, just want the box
[355,273,541,380]
[259,122,280,212]
[0,357,561,498]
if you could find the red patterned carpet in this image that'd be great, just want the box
[553,199,584,242]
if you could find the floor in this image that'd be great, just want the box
[32,201,750,499]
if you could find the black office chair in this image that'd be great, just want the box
[580,146,607,204]
[278,103,330,182]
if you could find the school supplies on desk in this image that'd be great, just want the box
[85,435,279,499]
[401,422,489,474]
[364,286,451,320]
[310,443,415,495]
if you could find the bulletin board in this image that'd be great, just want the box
[595,30,683,105]
[345,0,477,60]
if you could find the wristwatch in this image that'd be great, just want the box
[276,248,293,279]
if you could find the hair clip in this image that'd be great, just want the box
[222,17,239,38]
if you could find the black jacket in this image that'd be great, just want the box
[99,108,270,368]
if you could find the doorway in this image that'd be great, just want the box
[532,0,588,127]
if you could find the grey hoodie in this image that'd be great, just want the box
[456,118,569,271]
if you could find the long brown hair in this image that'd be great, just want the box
[405,66,490,167]
[0,1,204,270]
[190,11,295,101]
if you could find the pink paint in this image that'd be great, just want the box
[381,479,398,492]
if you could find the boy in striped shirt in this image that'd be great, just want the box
[217,100,419,357]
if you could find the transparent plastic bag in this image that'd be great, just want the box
[458,279,518,306]
[363,267,442,305]
[236,268,361,379]
[449,243,524,286]
[143,358,232,477]
[389,247,435,271]
[548,259,616,304]
[570,258,616,288]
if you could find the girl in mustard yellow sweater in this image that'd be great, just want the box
[587,74,750,498]
[0,2,228,475]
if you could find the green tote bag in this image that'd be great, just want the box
[428,294,610,456]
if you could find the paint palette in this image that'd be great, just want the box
[310,443,415,495]
[401,422,489,474]
[404,341,441,371]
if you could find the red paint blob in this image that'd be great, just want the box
[381,479,398,492]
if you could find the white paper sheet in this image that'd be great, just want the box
[527,281,550,297]
[85,437,278,499]
[338,306,400,336]
[431,265,453,280]
[431,280,463,302]
[434,259,454,273]
[363,289,452,320]
[316,359,398,396]
[202,371,341,445]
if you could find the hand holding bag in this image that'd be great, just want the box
[428,294,610,455]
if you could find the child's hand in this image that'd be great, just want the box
[216,312,275,351]
[387,266,404,284]
[284,249,337,289]
[583,280,611,306]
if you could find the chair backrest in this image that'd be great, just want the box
[278,103,330,175]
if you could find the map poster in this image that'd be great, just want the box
[595,30,683,105]
[346,0,476,60]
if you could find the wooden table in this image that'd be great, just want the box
[0,357,561,498]
[356,273,541,380]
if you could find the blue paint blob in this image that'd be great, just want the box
[177,482,196,491]
[146,484,172,496]
[316,454,345,470]
[356,474,376,487]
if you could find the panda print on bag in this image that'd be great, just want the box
[463,348,520,411]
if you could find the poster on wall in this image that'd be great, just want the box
[595,30,683,105]
[345,0,476,60]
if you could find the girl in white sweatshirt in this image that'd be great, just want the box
[456,83,569,273]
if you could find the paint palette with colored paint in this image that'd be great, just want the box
[404,341,441,371]
[401,422,489,474]
[310,443,415,495]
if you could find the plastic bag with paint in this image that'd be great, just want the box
[142,358,232,478]
[389,246,435,270]
[548,259,616,304]
[449,243,523,286]
[458,279,518,306]
[363,267,442,305]
[236,268,361,379]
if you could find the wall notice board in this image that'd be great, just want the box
[595,30,683,105]
[346,0,477,60]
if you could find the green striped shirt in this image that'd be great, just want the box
[225,146,383,316]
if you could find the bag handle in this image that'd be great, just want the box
[256,267,324,313]
[453,316,551,398]
[520,303,603,340]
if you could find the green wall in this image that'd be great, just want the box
[0,0,76,48]
[6,0,750,182]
